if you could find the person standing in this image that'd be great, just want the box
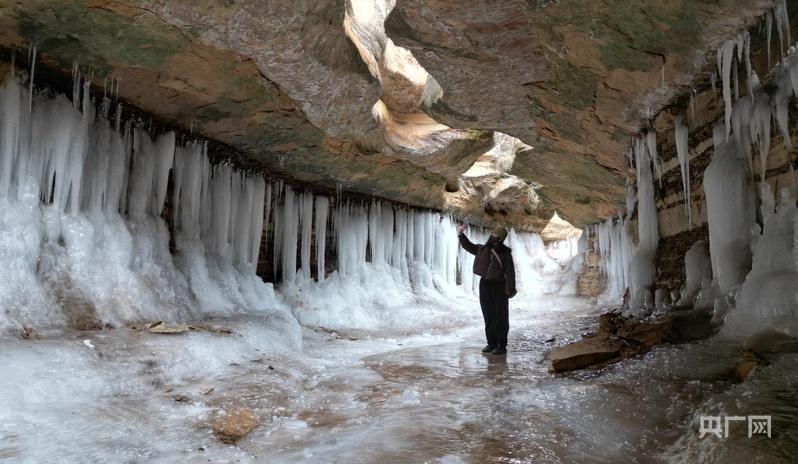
[458,224,517,355]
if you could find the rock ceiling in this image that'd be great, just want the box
[0,0,783,230]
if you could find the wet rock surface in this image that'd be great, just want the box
[210,408,258,444]
[548,335,622,372]
[547,308,716,373]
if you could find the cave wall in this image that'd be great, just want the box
[579,2,798,299]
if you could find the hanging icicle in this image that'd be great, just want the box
[674,115,692,229]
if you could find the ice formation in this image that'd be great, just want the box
[674,115,692,228]
[0,71,293,334]
[676,240,712,307]
[703,139,756,296]
[645,129,661,185]
[0,68,578,335]
[629,138,659,309]
[724,184,798,337]
[587,217,632,300]
[717,39,736,138]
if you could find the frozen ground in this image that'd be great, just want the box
[1,292,796,464]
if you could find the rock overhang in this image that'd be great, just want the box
[0,0,786,231]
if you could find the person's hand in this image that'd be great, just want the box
[457,224,466,234]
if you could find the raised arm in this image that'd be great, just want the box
[457,226,480,255]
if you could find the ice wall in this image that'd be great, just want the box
[275,192,573,329]
[724,185,798,337]
[0,67,576,335]
[0,72,291,334]
[587,217,632,301]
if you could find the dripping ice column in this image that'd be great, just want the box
[703,139,755,296]
[630,138,658,310]
[281,187,299,284]
[674,116,692,228]
[314,196,329,282]
[299,191,313,281]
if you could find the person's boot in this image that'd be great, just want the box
[481,344,496,353]
[491,346,507,355]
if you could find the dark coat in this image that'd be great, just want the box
[459,233,517,297]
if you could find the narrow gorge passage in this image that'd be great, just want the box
[3,0,798,463]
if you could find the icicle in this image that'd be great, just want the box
[242,176,265,270]
[281,186,299,284]
[645,129,661,186]
[689,89,697,122]
[767,10,773,69]
[774,74,793,150]
[262,181,273,261]
[28,46,36,113]
[71,63,81,111]
[273,195,283,280]
[742,31,753,97]
[299,191,313,280]
[674,115,692,229]
[591,216,633,300]
[629,137,658,310]
[751,93,772,180]
[315,196,329,282]
[717,40,736,138]
[710,72,717,98]
[774,0,790,59]
[0,71,23,198]
[731,84,754,178]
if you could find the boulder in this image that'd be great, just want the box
[733,350,771,382]
[548,336,622,373]
[210,408,258,444]
[617,319,670,348]
[734,360,760,382]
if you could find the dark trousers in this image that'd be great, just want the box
[479,278,509,348]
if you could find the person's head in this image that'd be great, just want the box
[488,226,508,244]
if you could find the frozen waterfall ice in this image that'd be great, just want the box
[0,70,579,335]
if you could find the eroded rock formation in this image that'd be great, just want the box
[0,0,789,232]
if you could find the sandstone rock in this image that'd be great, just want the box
[617,319,670,349]
[734,360,759,382]
[387,0,779,227]
[548,336,622,373]
[598,312,624,335]
[211,408,258,444]
[1,0,787,231]
[733,350,770,382]
[551,306,718,373]
[541,212,583,244]
[148,323,191,334]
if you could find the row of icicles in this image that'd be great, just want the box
[586,0,798,337]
